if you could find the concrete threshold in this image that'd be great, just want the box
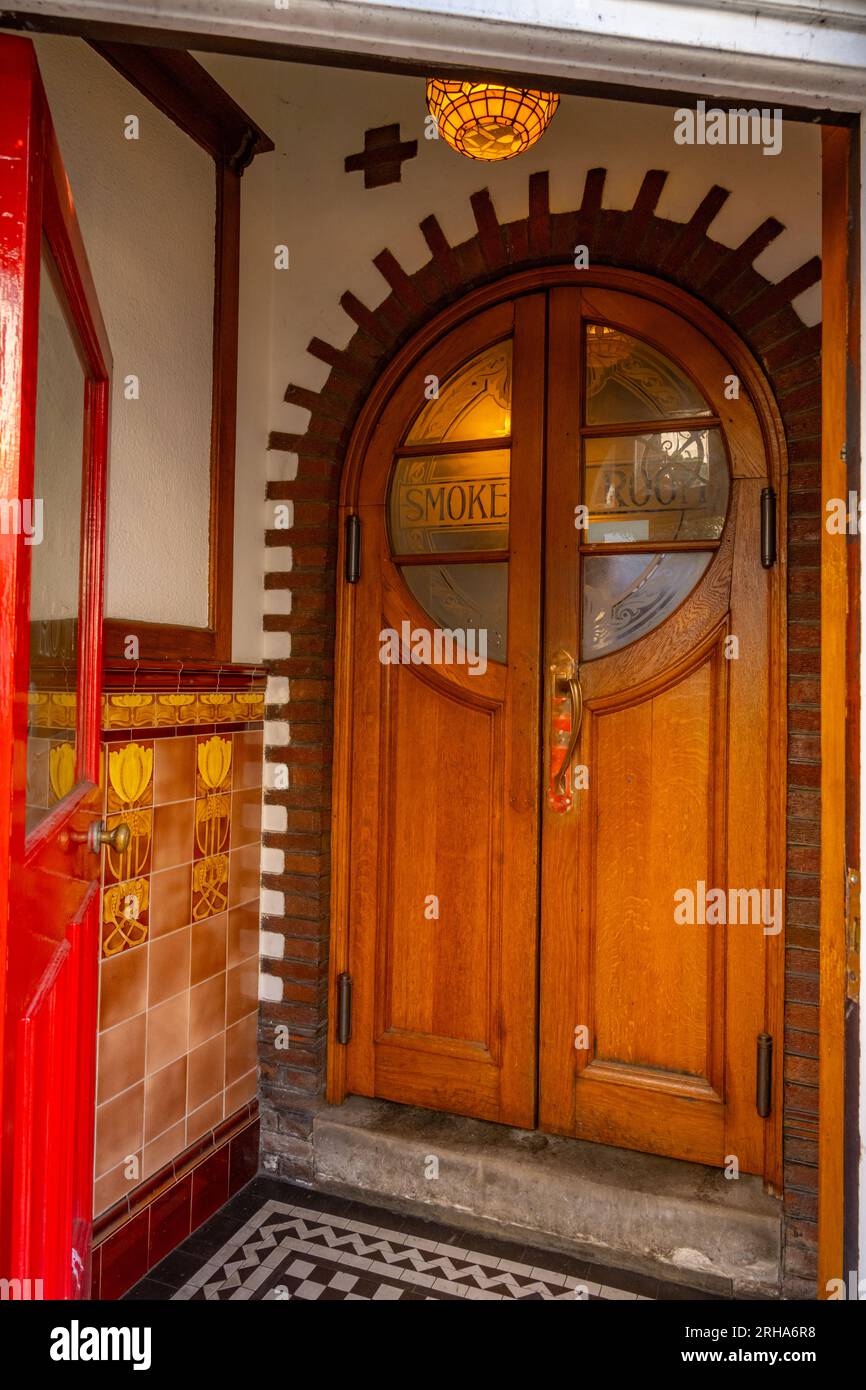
[311,1097,782,1297]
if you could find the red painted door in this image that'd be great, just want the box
[0,37,112,1299]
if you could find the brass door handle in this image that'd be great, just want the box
[548,651,583,812]
[61,820,131,854]
[556,673,583,796]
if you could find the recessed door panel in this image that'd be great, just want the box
[378,661,499,1054]
[589,653,723,1085]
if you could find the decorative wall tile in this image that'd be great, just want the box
[228,843,260,908]
[48,741,76,802]
[225,1069,257,1117]
[226,959,258,1029]
[153,736,197,803]
[156,693,198,727]
[95,1082,144,1176]
[104,694,157,730]
[227,901,259,968]
[187,1094,224,1148]
[99,943,148,1030]
[102,878,149,957]
[152,800,195,872]
[196,734,232,796]
[200,693,235,722]
[225,1013,257,1088]
[194,794,231,859]
[148,864,193,937]
[26,737,51,812]
[143,1121,186,1183]
[188,1035,226,1113]
[191,913,227,985]
[193,854,230,921]
[146,994,190,1076]
[189,975,226,1049]
[230,786,262,848]
[97,1014,146,1106]
[94,674,263,1223]
[94,1159,142,1220]
[148,927,191,1008]
[232,729,264,790]
[144,1055,188,1146]
[107,742,154,811]
[48,692,78,729]
[103,808,152,888]
[102,690,265,733]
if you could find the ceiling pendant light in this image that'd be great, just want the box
[426,80,560,162]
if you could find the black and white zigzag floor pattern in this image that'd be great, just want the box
[170,1198,649,1302]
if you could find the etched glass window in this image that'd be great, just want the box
[389,450,509,555]
[403,564,507,663]
[581,324,727,660]
[583,429,728,545]
[389,342,512,662]
[585,325,711,425]
[405,341,512,445]
[582,552,713,659]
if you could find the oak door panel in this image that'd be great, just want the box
[376,659,501,1055]
[341,293,546,1126]
[539,286,781,1174]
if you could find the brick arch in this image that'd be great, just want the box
[260,167,821,1298]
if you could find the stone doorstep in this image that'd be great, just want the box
[310,1096,782,1299]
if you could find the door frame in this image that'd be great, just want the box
[818,122,860,1297]
[0,35,112,1294]
[328,264,788,1190]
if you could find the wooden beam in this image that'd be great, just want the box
[818,123,852,1299]
[87,42,273,169]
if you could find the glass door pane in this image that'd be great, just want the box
[26,245,85,833]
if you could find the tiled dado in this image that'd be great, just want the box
[103,689,264,733]
[93,1108,259,1300]
[94,709,264,1223]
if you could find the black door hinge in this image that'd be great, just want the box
[760,487,777,569]
[336,972,353,1044]
[345,515,361,583]
[756,1032,773,1117]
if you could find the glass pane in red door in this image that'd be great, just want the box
[26,244,86,835]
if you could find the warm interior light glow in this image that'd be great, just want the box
[586,325,634,367]
[426,80,560,162]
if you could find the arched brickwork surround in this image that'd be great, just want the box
[259,167,822,1298]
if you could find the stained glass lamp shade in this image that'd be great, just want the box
[426,80,560,161]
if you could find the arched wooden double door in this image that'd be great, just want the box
[330,270,785,1181]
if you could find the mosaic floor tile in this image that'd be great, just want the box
[127,1178,724,1303]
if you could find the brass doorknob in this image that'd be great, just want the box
[60,820,131,854]
[96,821,132,853]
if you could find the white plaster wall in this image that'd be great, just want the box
[196,57,821,475]
[31,35,214,628]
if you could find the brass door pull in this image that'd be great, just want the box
[61,820,131,855]
[556,673,583,796]
[548,651,583,812]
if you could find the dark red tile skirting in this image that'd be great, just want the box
[92,1102,259,1300]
